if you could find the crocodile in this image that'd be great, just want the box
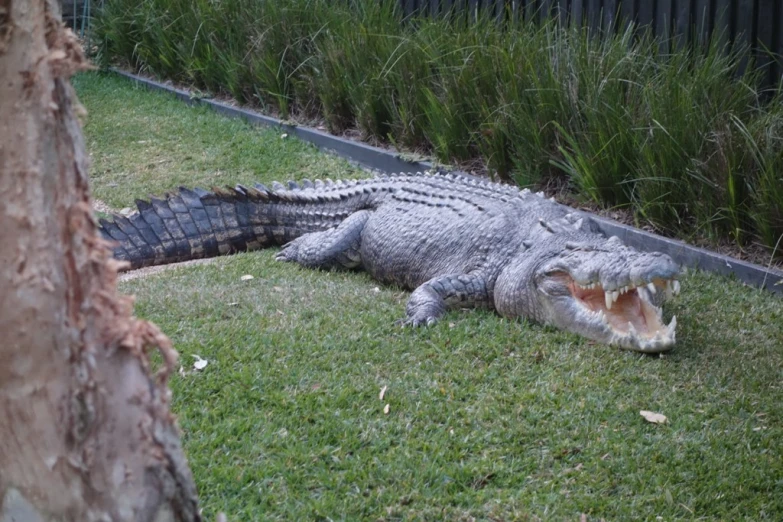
[99,172,681,352]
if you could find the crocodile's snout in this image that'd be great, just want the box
[535,238,681,352]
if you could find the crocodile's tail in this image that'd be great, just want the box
[98,180,358,270]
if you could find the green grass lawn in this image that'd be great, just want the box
[74,73,359,210]
[75,72,783,521]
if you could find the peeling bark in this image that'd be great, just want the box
[0,1,200,521]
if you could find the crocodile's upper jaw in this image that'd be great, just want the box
[540,271,680,353]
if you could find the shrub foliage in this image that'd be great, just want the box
[95,0,783,257]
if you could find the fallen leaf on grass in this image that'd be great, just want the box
[640,410,667,424]
[193,355,208,371]
[240,274,254,281]
[383,404,390,415]
[379,385,387,401]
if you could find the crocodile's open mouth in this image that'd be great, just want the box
[552,272,679,352]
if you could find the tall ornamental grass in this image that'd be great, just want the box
[95,0,783,258]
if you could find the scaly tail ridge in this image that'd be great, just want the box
[99,182,317,270]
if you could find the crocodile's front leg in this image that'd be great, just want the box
[275,210,371,269]
[404,273,490,326]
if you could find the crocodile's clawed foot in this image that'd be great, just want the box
[274,243,298,262]
[274,252,294,262]
[397,316,438,327]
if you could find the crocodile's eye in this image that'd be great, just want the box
[565,242,595,251]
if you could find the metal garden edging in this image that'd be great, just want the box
[109,68,783,295]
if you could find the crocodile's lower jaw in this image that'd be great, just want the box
[563,275,679,353]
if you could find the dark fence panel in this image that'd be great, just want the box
[399,0,783,87]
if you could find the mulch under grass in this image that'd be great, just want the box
[76,71,783,521]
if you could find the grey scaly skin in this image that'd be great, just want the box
[99,172,681,352]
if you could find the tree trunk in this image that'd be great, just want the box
[0,2,201,521]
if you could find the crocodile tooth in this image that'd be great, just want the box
[626,324,641,348]
[647,282,657,295]
[665,280,674,300]
[605,292,613,310]
[667,315,677,333]
[611,290,620,303]
[627,322,638,336]
[672,280,681,295]
[596,310,605,322]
